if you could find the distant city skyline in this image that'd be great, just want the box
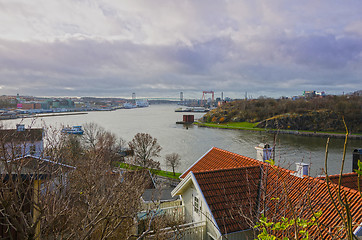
[0,1,361,99]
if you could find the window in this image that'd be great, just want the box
[194,196,202,215]
[194,196,199,213]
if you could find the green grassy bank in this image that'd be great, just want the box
[195,121,362,138]
[195,121,262,131]
[118,162,181,179]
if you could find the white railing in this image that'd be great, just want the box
[142,199,183,211]
[146,221,206,240]
[138,204,185,223]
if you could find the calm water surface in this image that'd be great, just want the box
[2,104,361,176]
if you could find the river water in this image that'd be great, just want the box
[2,104,361,176]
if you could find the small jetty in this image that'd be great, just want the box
[175,107,209,112]
[176,115,195,124]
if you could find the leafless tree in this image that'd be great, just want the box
[0,123,168,239]
[82,123,126,164]
[165,153,181,176]
[128,133,162,169]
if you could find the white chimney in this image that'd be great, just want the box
[16,124,25,131]
[294,163,309,178]
[255,143,273,162]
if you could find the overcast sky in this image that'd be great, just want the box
[0,0,361,99]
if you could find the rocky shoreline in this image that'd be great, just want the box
[265,129,362,140]
[196,123,362,140]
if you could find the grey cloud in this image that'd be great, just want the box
[172,37,233,74]
[1,0,362,99]
[279,35,362,69]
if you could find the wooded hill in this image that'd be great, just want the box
[201,94,362,133]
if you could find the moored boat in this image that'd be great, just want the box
[123,102,137,109]
[62,126,84,135]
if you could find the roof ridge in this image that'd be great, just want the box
[261,162,362,195]
[179,146,215,178]
[214,147,260,163]
[193,165,261,175]
[323,172,358,178]
[310,174,362,194]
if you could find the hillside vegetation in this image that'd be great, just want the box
[201,94,361,133]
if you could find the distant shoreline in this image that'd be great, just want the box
[0,112,88,120]
[33,112,88,118]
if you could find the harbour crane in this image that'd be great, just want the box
[201,91,214,106]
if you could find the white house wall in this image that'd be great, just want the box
[181,179,221,240]
[4,140,43,158]
[181,183,195,223]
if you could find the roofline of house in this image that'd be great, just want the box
[171,171,193,196]
[3,173,48,181]
[354,224,362,237]
[9,155,76,169]
[180,147,214,179]
[147,169,157,188]
[192,164,261,174]
[318,171,358,179]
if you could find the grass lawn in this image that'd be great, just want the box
[118,162,181,179]
[195,121,262,131]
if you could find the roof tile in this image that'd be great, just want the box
[183,148,362,239]
[181,147,260,178]
[194,166,261,234]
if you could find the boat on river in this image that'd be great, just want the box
[175,107,209,112]
[123,102,137,109]
[61,126,84,135]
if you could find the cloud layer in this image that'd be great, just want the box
[0,0,361,98]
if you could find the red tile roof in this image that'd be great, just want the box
[317,172,361,191]
[180,147,260,178]
[194,166,261,235]
[181,148,362,239]
[261,164,362,239]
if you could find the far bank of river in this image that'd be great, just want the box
[196,122,362,139]
[2,104,361,176]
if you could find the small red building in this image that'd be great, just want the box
[183,115,194,123]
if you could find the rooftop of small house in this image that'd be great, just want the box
[0,155,75,179]
[142,187,180,203]
[173,147,362,239]
[0,125,43,143]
